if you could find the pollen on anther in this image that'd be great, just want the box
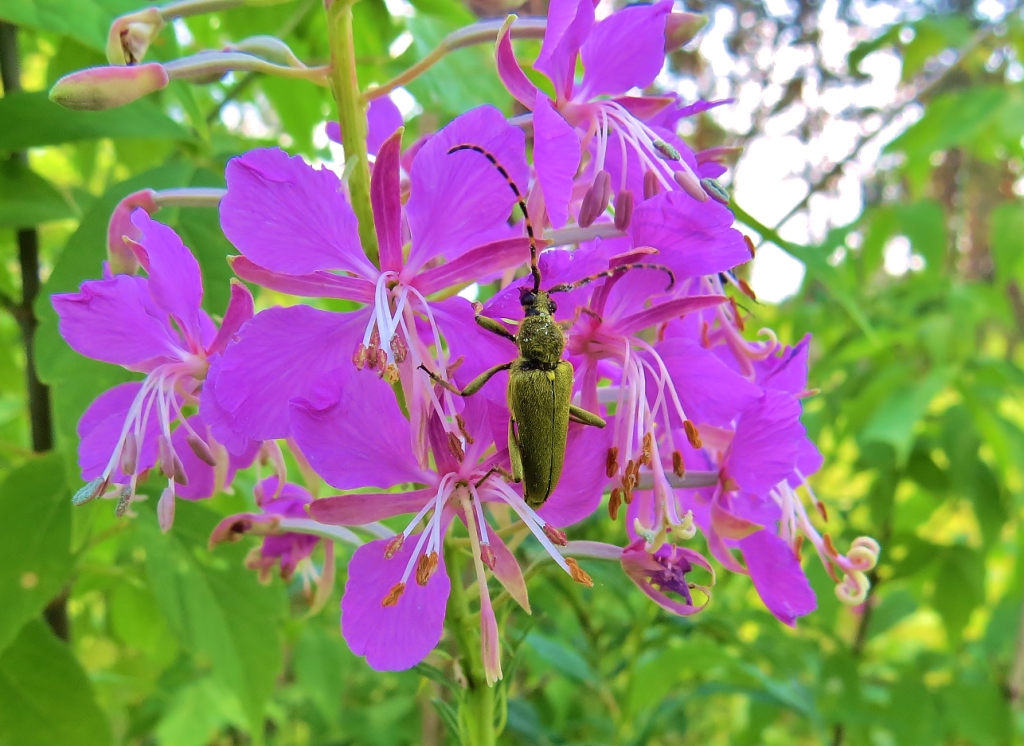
[480,545,496,570]
[566,558,594,587]
[416,551,439,586]
[447,432,465,461]
[683,420,702,449]
[672,450,685,477]
[609,489,622,520]
[456,414,474,444]
[382,582,405,607]
[543,524,568,546]
[743,235,756,258]
[605,447,619,478]
[641,433,653,467]
[384,533,405,559]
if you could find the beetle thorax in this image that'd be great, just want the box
[517,292,564,369]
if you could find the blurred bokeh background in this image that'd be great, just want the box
[0,0,1022,743]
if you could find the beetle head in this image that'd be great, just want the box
[519,286,557,317]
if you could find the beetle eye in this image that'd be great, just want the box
[549,300,557,313]
[520,291,536,306]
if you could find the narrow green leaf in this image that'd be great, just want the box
[0,0,138,51]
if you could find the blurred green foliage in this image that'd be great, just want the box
[0,0,1022,744]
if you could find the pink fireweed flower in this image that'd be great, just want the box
[53,211,255,523]
[299,373,608,674]
[495,1,713,228]
[209,476,371,611]
[206,106,534,459]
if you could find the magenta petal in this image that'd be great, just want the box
[290,373,428,490]
[536,0,595,98]
[229,256,375,302]
[371,129,405,273]
[405,106,528,271]
[728,391,805,496]
[657,337,762,428]
[539,421,612,527]
[496,26,541,109]
[221,148,375,277]
[578,0,671,98]
[171,416,215,500]
[130,211,204,346]
[53,275,179,366]
[205,305,369,446]
[341,535,451,671]
[414,237,531,297]
[488,531,530,612]
[616,295,726,337]
[534,95,581,230]
[740,530,816,626]
[757,334,810,395]
[367,96,404,155]
[310,489,434,525]
[207,280,254,356]
[630,191,750,279]
[78,382,159,480]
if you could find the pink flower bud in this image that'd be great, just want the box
[49,63,169,111]
[106,8,164,65]
[107,189,158,274]
[665,12,707,52]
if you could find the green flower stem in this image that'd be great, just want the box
[444,541,496,746]
[326,0,378,264]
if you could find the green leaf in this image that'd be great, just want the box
[0,620,111,746]
[137,501,286,733]
[294,625,348,723]
[0,454,70,655]
[860,366,952,464]
[405,13,511,121]
[0,160,76,228]
[932,546,984,647]
[431,698,464,745]
[943,677,1012,746]
[0,92,189,152]
[154,677,249,746]
[0,0,138,51]
[524,632,596,684]
[989,202,1024,285]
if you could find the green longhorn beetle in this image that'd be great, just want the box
[420,144,675,509]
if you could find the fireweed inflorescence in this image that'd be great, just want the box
[51,0,880,694]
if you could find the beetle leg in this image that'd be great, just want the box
[418,361,512,396]
[568,404,607,428]
[507,417,524,483]
[475,314,518,343]
[474,465,516,489]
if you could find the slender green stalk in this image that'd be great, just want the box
[444,542,496,746]
[325,0,378,263]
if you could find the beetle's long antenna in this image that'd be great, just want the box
[548,262,676,294]
[448,144,541,293]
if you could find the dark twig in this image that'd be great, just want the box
[1,21,62,638]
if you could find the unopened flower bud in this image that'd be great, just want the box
[106,8,164,64]
[107,189,158,274]
[614,189,634,230]
[50,63,169,111]
[664,12,707,52]
[229,35,304,68]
